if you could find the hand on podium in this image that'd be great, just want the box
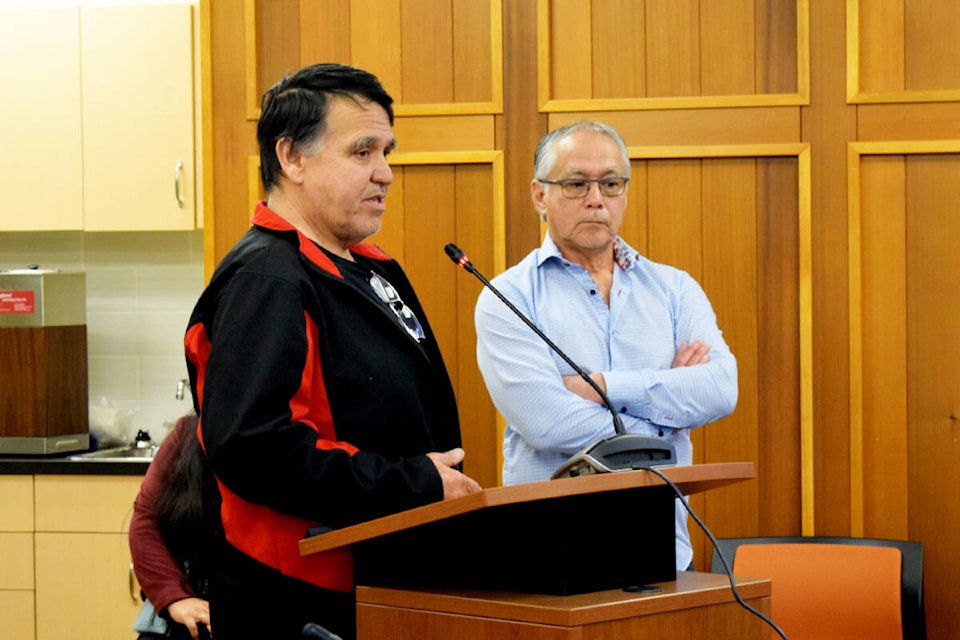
[427,448,482,498]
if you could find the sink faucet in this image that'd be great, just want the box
[175,378,190,401]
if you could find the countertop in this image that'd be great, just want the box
[0,455,149,475]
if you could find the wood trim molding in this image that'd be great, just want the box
[247,155,261,213]
[537,0,810,112]
[197,0,216,281]
[846,139,960,535]
[243,0,259,121]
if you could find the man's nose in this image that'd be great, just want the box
[584,181,604,204]
[376,156,394,184]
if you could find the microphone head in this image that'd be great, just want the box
[443,242,473,271]
[444,243,465,263]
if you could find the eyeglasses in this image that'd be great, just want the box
[369,272,426,342]
[538,177,629,198]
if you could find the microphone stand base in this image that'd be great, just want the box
[551,434,677,479]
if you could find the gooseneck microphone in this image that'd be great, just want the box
[444,242,676,478]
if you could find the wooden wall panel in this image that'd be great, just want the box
[755,0,798,94]
[400,0,454,104]
[298,0,351,65]
[858,102,960,140]
[701,0,755,96]
[700,158,761,548]
[850,144,960,640]
[850,0,960,103]
[905,154,960,640]
[645,161,702,273]
[452,0,494,103]
[255,0,298,97]
[591,0,645,99]
[804,0,856,537]
[540,0,807,111]
[547,0,591,101]
[859,155,908,540]
[550,108,800,146]
[904,2,960,90]
[349,0,402,99]
[207,2,960,634]
[618,162,648,251]
[756,158,802,535]
[856,0,904,93]
[645,0,699,98]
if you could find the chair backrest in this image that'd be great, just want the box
[709,536,925,640]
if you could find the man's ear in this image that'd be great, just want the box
[531,179,548,222]
[275,137,305,184]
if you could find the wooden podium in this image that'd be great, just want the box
[354,572,771,640]
[300,463,756,596]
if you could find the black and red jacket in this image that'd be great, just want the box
[184,202,461,592]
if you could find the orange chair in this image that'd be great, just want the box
[709,536,926,640]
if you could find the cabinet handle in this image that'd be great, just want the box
[174,160,185,209]
[129,562,139,605]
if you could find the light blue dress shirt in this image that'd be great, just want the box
[475,233,738,570]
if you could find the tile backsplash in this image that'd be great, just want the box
[0,230,204,445]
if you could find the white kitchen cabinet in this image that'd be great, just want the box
[33,474,143,640]
[81,3,198,231]
[0,2,201,233]
[0,7,84,231]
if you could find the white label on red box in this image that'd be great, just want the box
[0,290,36,314]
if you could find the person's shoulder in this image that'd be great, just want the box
[490,246,540,285]
[629,253,706,299]
[217,225,292,268]
[209,226,307,291]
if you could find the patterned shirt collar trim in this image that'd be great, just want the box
[613,238,638,271]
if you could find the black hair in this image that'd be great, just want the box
[257,63,395,191]
[154,415,220,598]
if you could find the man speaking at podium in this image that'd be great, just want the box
[185,64,481,640]
[475,120,738,571]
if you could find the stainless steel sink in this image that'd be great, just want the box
[68,445,157,462]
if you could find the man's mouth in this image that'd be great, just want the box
[365,192,387,208]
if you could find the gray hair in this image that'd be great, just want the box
[533,120,631,181]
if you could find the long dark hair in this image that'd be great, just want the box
[154,415,219,597]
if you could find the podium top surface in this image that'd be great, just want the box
[299,462,754,557]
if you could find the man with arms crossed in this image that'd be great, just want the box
[475,120,737,571]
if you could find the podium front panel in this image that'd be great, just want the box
[354,485,677,595]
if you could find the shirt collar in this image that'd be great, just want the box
[537,232,639,272]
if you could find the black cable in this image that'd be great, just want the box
[644,466,789,640]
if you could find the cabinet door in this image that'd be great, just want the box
[34,475,143,640]
[0,7,83,231]
[0,476,35,638]
[81,3,196,231]
[35,532,139,640]
[34,475,142,533]
[0,591,35,640]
